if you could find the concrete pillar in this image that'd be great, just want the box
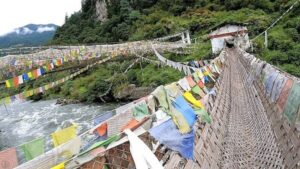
[186,31,191,44]
[181,32,186,44]
[264,31,268,48]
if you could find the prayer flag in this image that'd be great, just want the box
[18,75,24,85]
[20,137,45,161]
[13,77,19,87]
[23,73,29,82]
[283,82,300,123]
[186,76,196,87]
[28,72,33,79]
[183,91,205,109]
[50,162,64,169]
[0,148,18,169]
[5,79,13,88]
[149,119,194,159]
[172,96,197,127]
[132,101,149,121]
[51,124,77,147]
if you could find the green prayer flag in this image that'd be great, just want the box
[283,82,300,123]
[20,137,45,161]
[132,102,150,121]
[192,85,201,96]
[194,108,212,124]
[79,134,120,156]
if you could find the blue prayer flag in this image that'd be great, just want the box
[149,119,194,159]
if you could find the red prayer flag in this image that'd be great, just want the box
[0,148,18,169]
[121,117,148,132]
[13,77,19,87]
[33,69,39,78]
[198,80,204,88]
[96,123,107,136]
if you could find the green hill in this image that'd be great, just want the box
[50,0,300,76]
[0,24,57,48]
[2,0,298,103]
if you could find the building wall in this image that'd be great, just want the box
[209,25,250,54]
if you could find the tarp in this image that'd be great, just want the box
[149,119,194,159]
[20,137,45,161]
[283,82,300,123]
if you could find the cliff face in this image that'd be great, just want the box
[95,0,108,21]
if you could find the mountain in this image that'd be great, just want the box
[0,24,58,48]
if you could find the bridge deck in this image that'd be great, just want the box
[220,49,283,168]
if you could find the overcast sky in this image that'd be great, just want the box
[0,0,82,36]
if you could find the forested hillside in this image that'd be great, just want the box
[50,0,300,76]
[3,0,296,103]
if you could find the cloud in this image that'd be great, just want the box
[36,26,56,33]
[15,27,34,35]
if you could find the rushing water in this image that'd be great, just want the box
[0,100,119,151]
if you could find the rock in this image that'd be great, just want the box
[56,98,80,105]
[95,0,108,22]
[113,84,152,101]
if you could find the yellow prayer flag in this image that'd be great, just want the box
[5,80,12,88]
[51,162,65,169]
[196,71,204,79]
[183,91,205,109]
[28,72,33,79]
[51,124,77,147]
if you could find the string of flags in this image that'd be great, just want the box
[237,48,300,130]
[1,41,185,85]
[0,50,225,169]
[0,56,112,105]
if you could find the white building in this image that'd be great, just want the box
[209,24,251,54]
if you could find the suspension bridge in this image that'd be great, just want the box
[0,4,299,169]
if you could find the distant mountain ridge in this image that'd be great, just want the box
[0,24,58,48]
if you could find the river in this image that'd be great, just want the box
[0,100,119,151]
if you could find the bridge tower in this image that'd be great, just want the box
[209,24,250,54]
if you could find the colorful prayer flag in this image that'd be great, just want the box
[0,148,18,169]
[5,79,13,88]
[50,162,65,169]
[183,91,205,109]
[51,124,77,147]
[28,72,33,79]
[23,73,30,82]
[20,137,45,161]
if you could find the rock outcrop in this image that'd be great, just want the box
[113,84,153,101]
